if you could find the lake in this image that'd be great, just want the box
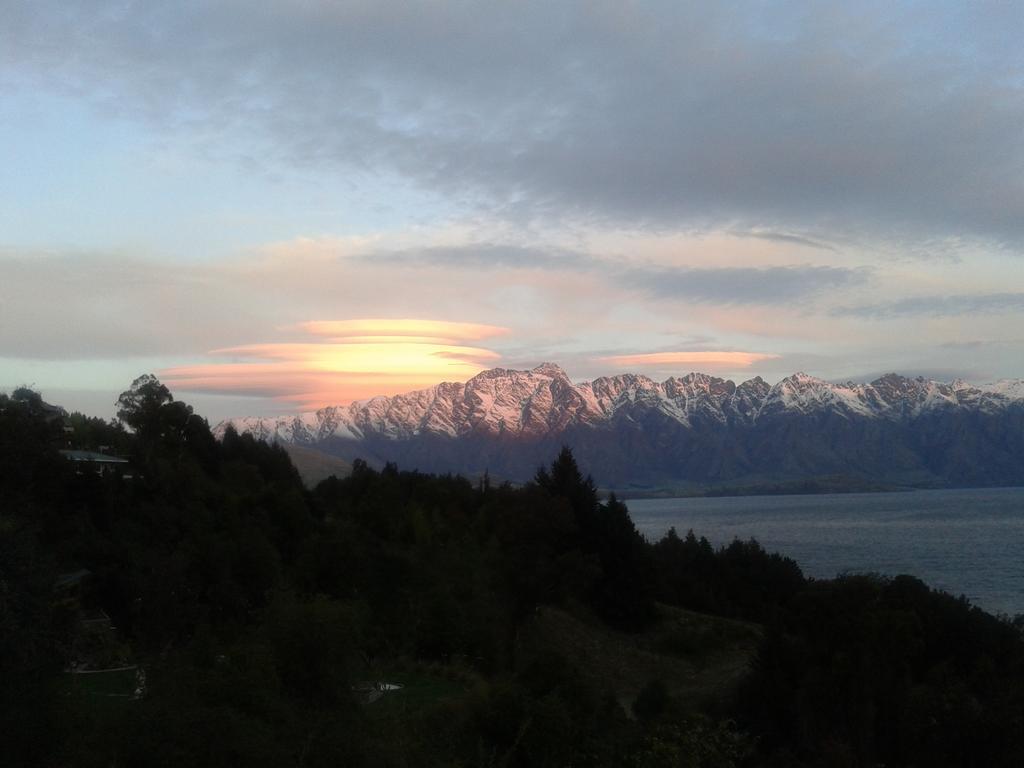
[626,486,1024,617]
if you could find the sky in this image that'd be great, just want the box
[2,1,1024,422]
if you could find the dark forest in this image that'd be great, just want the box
[2,377,1022,767]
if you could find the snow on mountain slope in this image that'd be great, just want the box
[980,379,1024,401]
[213,364,1024,446]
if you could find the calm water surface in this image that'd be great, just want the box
[627,487,1024,617]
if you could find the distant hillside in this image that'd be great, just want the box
[217,364,1024,490]
[281,444,352,487]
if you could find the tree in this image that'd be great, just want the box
[116,374,173,436]
[115,375,217,469]
[10,386,45,412]
[534,446,600,545]
[590,493,656,630]
[535,449,656,630]
[0,388,68,504]
[0,519,66,767]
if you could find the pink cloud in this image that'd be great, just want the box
[598,350,779,369]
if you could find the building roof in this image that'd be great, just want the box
[60,450,129,464]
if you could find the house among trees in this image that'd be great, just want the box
[59,449,130,475]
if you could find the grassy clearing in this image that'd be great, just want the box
[64,667,138,698]
[519,604,761,712]
[283,444,352,487]
[363,667,471,719]
[362,603,761,721]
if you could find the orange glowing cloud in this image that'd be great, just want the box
[599,351,779,369]
[161,318,509,407]
[299,318,510,340]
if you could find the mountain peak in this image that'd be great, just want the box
[872,372,908,384]
[783,371,825,386]
[530,362,568,378]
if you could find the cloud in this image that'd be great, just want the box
[623,265,867,304]
[733,230,838,252]
[835,293,1024,318]
[5,2,1024,246]
[363,244,591,271]
[0,250,271,359]
[599,350,778,369]
[359,242,870,305]
[3,234,1021,413]
[159,318,505,407]
[0,248,517,362]
[298,318,509,342]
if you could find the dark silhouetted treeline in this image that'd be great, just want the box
[1,378,1023,766]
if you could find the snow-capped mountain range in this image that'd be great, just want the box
[215,364,1024,489]
[216,363,1024,442]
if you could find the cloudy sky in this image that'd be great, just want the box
[3,1,1023,420]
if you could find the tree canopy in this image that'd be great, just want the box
[1,380,1022,767]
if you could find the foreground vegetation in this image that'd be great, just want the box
[2,377,1023,767]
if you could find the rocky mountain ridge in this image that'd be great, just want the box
[216,364,1023,440]
[215,364,1024,489]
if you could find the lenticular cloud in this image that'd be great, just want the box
[160,318,508,407]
